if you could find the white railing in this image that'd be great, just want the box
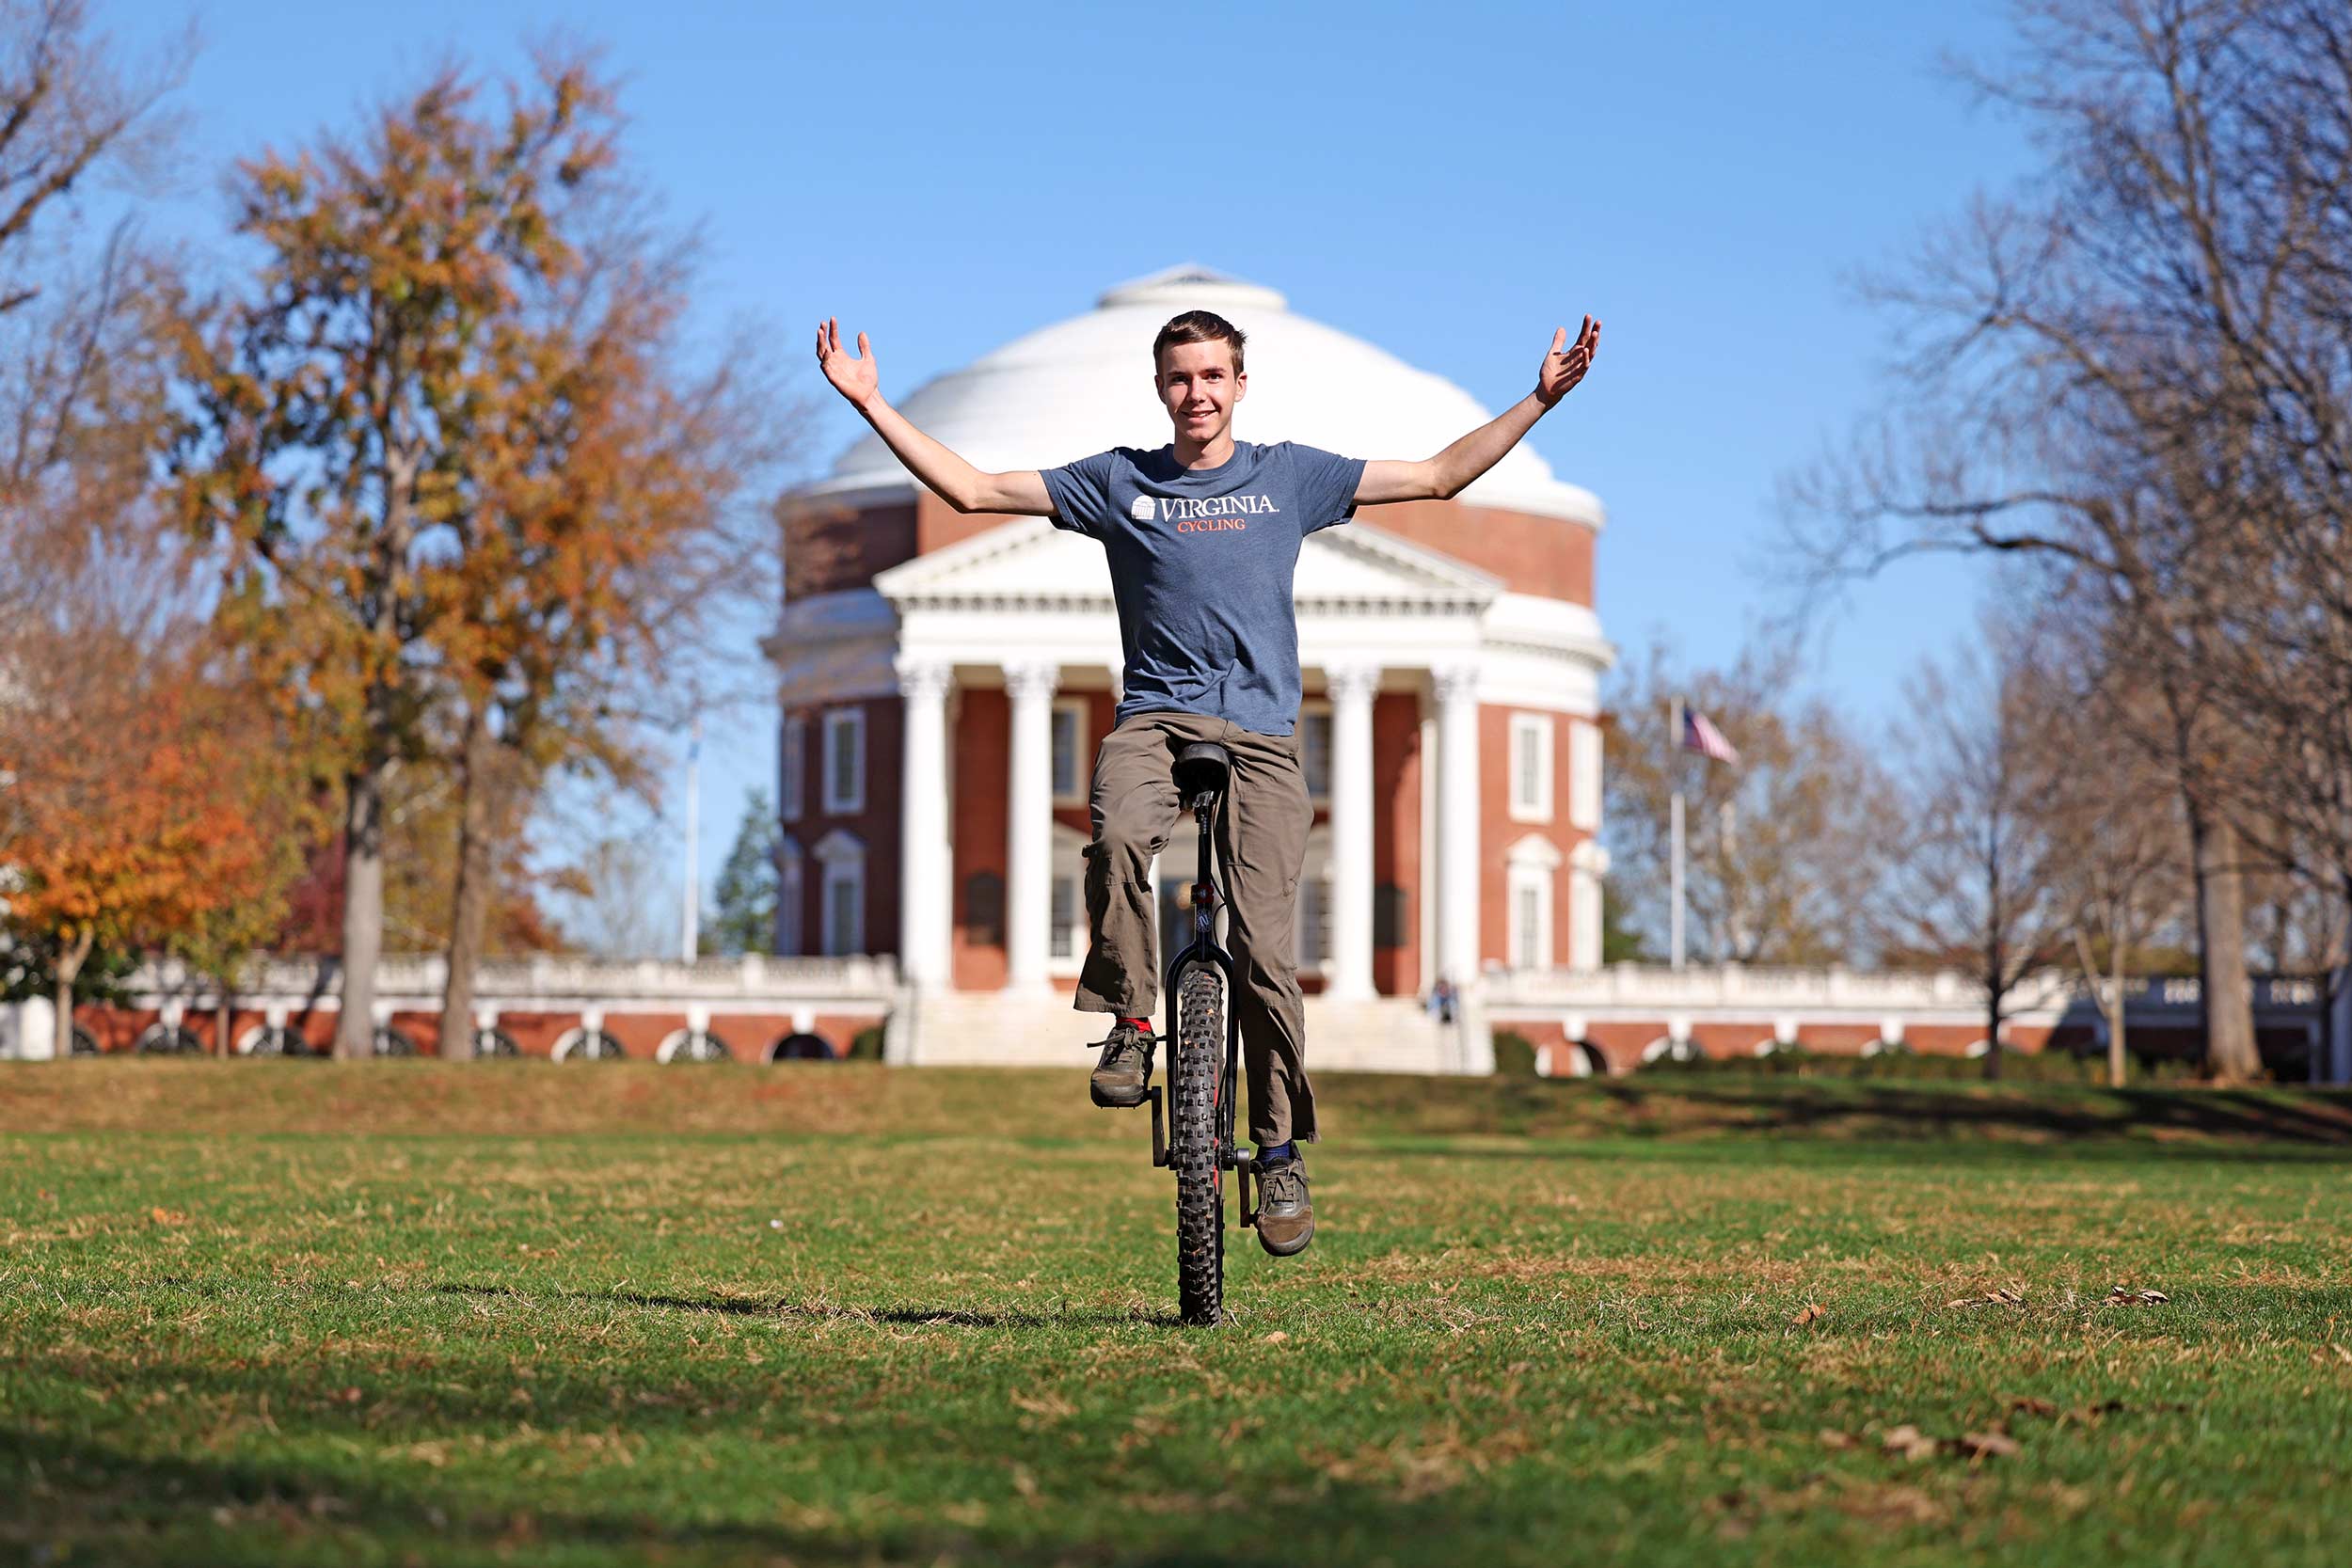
[1484,962,2073,1018]
[122,953,902,1007]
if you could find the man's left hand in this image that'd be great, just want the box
[1536,315,1601,406]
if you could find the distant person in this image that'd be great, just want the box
[817,305,1600,1256]
[1428,975,1458,1026]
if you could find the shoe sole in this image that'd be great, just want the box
[1089,1080,1149,1109]
[1257,1220,1313,1258]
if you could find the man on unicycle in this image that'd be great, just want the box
[817,302,1598,1260]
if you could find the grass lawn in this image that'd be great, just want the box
[2,1062,2349,1566]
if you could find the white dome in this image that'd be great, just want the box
[805,264,1603,529]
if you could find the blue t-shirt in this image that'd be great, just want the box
[1041,440,1365,736]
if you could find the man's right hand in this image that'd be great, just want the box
[816,317,881,411]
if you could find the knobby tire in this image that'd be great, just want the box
[1172,965,1226,1326]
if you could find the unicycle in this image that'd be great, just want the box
[1143,740,1257,1326]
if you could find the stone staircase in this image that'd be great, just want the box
[894,986,1468,1074]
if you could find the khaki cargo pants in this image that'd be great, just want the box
[1073,710,1316,1146]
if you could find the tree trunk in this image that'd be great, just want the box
[437,705,498,1061]
[53,927,90,1061]
[2198,814,2261,1083]
[215,988,232,1060]
[2106,942,2128,1090]
[335,759,388,1060]
[1983,984,2002,1082]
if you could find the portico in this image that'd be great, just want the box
[844,512,1605,1009]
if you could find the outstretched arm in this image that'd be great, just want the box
[1356,316,1600,505]
[816,318,1055,515]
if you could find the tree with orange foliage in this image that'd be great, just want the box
[168,55,638,1059]
[429,191,776,1056]
[0,627,305,1053]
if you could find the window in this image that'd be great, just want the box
[1299,705,1332,800]
[1569,720,1601,831]
[821,707,865,815]
[1051,698,1089,804]
[780,718,806,823]
[1509,714,1554,822]
[823,869,862,956]
[1299,876,1330,966]
[776,838,803,955]
[1049,825,1089,970]
[1504,834,1563,973]
[815,830,865,957]
[1050,875,1076,959]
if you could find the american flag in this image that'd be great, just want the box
[1682,707,1740,766]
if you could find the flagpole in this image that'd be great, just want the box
[680,716,702,961]
[1669,693,1685,971]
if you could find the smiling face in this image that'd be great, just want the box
[1154,338,1247,451]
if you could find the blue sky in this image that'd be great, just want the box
[118,0,2036,929]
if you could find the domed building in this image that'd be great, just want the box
[768,265,1614,1069]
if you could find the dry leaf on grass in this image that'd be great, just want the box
[1789,1303,1827,1327]
[148,1207,186,1227]
[1818,1429,1855,1450]
[1263,1331,1290,1343]
[1960,1430,2021,1459]
[2106,1284,2169,1306]
[1878,1423,2023,1463]
[1880,1424,1941,1462]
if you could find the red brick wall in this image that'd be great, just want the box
[917,494,1031,557]
[953,689,1010,990]
[1053,692,1120,839]
[1372,690,1422,996]
[778,695,903,958]
[1354,505,1595,605]
[783,498,918,599]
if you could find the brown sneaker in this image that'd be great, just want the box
[1088,1020,1154,1108]
[1254,1150,1313,1257]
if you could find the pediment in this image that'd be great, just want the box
[874,516,1500,614]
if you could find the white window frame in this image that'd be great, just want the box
[1509,713,1555,823]
[1569,838,1608,972]
[815,830,865,957]
[1050,697,1089,807]
[1505,833,1563,973]
[780,717,806,824]
[1568,719,1601,832]
[777,837,803,956]
[1298,701,1334,803]
[821,706,866,816]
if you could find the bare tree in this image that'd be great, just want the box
[1604,634,1896,966]
[2032,607,2191,1085]
[1881,617,2070,1080]
[1782,0,2352,1080]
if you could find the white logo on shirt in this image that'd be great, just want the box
[1129,495,1155,520]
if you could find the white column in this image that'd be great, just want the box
[1325,664,1379,1000]
[1004,662,1058,990]
[1433,664,1484,994]
[895,657,954,987]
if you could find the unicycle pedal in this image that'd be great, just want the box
[1234,1147,1260,1227]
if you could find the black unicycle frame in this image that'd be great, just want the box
[1154,773,1255,1218]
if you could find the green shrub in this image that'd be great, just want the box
[1491,1029,1538,1078]
[848,1025,885,1061]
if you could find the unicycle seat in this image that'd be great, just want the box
[1172,741,1232,800]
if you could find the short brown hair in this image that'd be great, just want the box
[1152,309,1246,375]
